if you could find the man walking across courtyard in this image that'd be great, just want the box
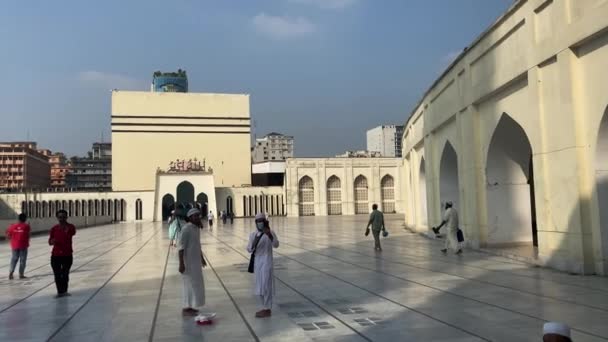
[366,204,386,251]
[49,209,76,297]
[432,201,462,254]
[178,208,207,316]
[6,213,31,280]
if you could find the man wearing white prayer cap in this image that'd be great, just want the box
[432,201,462,255]
[543,322,572,342]
[247,212,279,318]
[178,208,207,316]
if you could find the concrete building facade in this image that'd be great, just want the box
[285,158,403,217]
[0,142,50,190]
[367,125,405,157]
[111,91,252,191]
[252,132,294,163]
[401,0,608,275]
[66,143,112,191]
[48,152,71,188]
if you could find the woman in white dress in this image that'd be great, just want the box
[247,213,279,318]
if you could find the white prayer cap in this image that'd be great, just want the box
[255,212,265,220]
[187,208,201,218]
[543,322,571,338]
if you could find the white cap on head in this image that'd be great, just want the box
[255,212,265,220]
[187,208,201,218]
[543,322,571,338]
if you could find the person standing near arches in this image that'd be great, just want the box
[247,213,279,318]
[49,209,76,297]
[178,208,207,316]
[6,213,31,280]
[365,204,386,251]
[207,210,214,228]
[432,201,462,254]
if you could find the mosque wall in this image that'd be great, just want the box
[285,158,403,217]
[0,191,154,235]
[111,91,252,192]
[401,0,608,275]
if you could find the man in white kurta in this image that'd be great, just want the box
[247,213,279,318]
[178,208,206,316]
[432,202,462,254]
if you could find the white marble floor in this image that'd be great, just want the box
[1,215,608,341]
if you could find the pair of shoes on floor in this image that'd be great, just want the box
[455,249,463,255]
[55,293,71,298]
[255,309,271,318]
[19,275,27,279]
[8,273,13,280]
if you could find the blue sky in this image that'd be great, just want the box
[0,0,513,157]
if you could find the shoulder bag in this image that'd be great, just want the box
[247,233,263,273]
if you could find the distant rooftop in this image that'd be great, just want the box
[152,69,188,93]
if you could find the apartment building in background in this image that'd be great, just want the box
[49,152,71,188]
[252,132,294,163]
[366,125,405,157]
[0,142,50,191]
[66,142,112,190]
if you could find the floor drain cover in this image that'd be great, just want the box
[337,307,368,314]
[297,322,335,331]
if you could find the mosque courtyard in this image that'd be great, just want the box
[1,216,608,342]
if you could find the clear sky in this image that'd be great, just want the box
[0,0,513,157]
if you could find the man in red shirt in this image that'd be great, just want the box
[6,213,30,280]
[49,209,76,297]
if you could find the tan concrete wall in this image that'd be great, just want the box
[111,91,252,192]
[285,158,403,217]
[0,191,155,223]
[216,186,285,217]
[401,0,608,275]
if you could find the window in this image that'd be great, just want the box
[298,176,314,216]
[354,175,369,214]
[326,176,342,215]
[381,175,396,213]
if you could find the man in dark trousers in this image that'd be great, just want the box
[49,209,76,298]
[365,204,386,251]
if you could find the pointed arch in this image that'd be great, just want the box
[439,141,459,210]
[485,113,536,245]
[298,176,314,216]
[176,181,195,207]
[381,174,396,213]
[419,157,428,226]
[354,175,369,214]
[326,175,342,215]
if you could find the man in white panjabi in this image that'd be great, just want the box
[432,201,462,254]
[247,213,279,318]
[178,208,207,316]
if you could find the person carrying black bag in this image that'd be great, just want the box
[246,213,279,318]
[432,201,463,255]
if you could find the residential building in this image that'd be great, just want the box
[66,143,112,190]
[366,125,405,157]
[252,132,294,163]
[0,142,50,191]
[40,151,72,188]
